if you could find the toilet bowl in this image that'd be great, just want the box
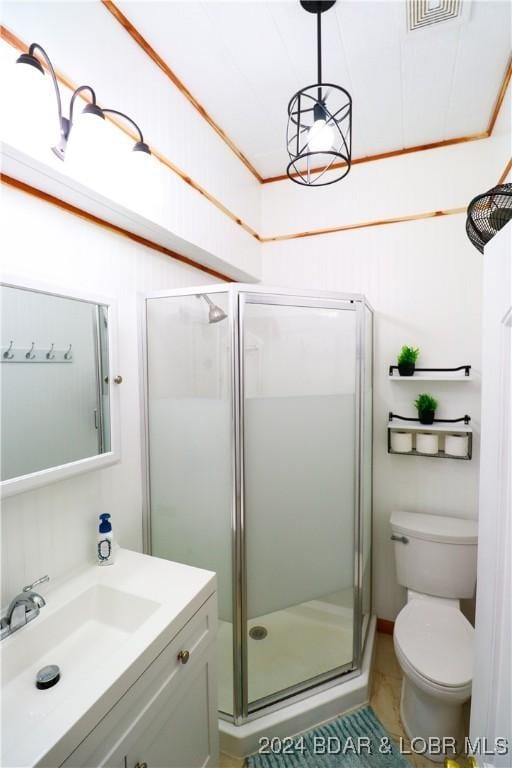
[393,597,473,762]
[390,510,478,763]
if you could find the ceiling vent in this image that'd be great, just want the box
[407,0,467,31]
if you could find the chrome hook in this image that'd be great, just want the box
[25,342,36,360]
[3,340,14,360]
[64,344,72,360]
[46,343,55,360]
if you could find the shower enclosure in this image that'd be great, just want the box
[142,284,373,725]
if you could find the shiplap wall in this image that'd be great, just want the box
[0,183,217,610]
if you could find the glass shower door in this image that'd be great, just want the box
[241,295,359,710]
[145,291,235,716]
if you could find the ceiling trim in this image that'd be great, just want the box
[101,0,264,183]
[497,157,512,185]
[260,207,468,242]
[262,133,489,184]
[488,55,512,135]
[0,173,233,282]
[0,24,262,244]
[100,2,511,185]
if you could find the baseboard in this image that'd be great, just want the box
[376,618,395,635]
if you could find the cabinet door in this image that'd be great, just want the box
[60,595,218,768]
[125,644,218,768]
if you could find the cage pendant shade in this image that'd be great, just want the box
[286,0,352,186]
[466,183,512,253]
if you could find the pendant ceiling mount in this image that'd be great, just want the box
[286,0,352,187]
[300,1,336,13]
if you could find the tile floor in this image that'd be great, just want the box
[219,631,471,768]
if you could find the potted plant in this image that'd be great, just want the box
[397,345,419,376]
[415,393,438,425]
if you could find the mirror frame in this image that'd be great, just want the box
[0,274,121,498]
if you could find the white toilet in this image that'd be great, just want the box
[390,510,478,763]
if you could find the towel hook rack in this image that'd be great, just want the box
[64,344,73,360]
[46,343,55,360]
[3,340,14,359]
[25,342,36,360]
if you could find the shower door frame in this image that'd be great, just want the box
[140,284,373,727]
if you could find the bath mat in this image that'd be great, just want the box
[246,706,411,767]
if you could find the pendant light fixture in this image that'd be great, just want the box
[286,0,352,187]
[14,43,151,165]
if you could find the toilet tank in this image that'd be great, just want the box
[390,511,478,599]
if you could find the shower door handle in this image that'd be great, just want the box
[390,534,409,544]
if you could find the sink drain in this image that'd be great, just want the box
[249,625,268,640]
[36,664,60,690]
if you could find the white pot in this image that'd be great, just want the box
[445,434,469,457]
[391,431,413,453]
[416,432,439,455]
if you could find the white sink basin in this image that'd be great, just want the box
[0,549,216,767]
[3,585,159,724]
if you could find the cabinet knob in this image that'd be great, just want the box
[114,375,123,384]
[177,649,190,664]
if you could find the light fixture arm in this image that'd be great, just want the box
[69,85,98,129]
[27,43,63,124]
[102,108,145,144]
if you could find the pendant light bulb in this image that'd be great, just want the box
[307,102,334,153]
[307,118,334,152]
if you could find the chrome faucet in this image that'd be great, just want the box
[0,575,49,640]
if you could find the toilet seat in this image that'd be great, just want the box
[394,599,473,689]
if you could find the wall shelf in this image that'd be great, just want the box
[387,420,472,434]
[388,419,473,460]
[389,373,472,381]
[389,364,471,379]
[388,447,472,460]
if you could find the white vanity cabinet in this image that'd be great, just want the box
[60,595,218,768]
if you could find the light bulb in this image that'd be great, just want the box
[5,53,60,156]
[65,106,116,184]
[307,118,334,153]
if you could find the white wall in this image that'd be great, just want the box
[262,213,482,621]
[0,182,218,610]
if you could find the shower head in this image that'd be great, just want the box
[196,294,228,324]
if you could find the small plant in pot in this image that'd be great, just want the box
[397,345,420,376]
[415,393,438,425]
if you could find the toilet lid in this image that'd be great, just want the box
[395,600,473,688]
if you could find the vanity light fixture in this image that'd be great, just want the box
[286,0,352,186]
[15,43,151,163]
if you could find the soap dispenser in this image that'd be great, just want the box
[97,513,115,566]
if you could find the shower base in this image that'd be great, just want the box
[219,615,376,758]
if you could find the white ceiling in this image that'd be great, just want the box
[2,1,510,180]
[114,0,511,177]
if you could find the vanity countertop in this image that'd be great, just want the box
[0,548,216,768]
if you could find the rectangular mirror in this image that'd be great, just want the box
[1,279,119,497]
